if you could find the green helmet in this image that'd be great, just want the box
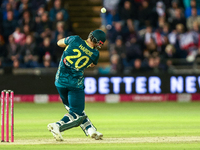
[88,29,106,48]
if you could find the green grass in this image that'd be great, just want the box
[0,102,200,150]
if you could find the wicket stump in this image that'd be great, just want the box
[1,90,14,142]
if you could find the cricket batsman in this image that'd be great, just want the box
[47,29,106,141]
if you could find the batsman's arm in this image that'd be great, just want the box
[87,63,95,68]
[57,38,67,47]
[90,63,95,67]
[88,54,98,68]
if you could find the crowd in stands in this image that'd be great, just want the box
[100,0,200,74]
[0,0,72,68]
[1,0,200,75]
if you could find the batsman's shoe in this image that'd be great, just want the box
[47,123,63,141]
[88,127,97,138]
[88,127,103,140]
[95,131,103,140]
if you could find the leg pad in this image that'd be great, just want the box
[59,115,87,132]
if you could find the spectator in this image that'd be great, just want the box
[168,29,177,45]
[6,35,20,65]
[176,23,198,52]
[122,36,143,73]
[22,24,34,37]
[192,21,200,32]
[110,54,121,74]
[175,24,196,59]
[138,0,151,28]
[125,36,143,62]
[167,0,184,23]
[101,0,120,28]
[41,52,57,68]
[187,8,200,30]
[142,56,165,73]
[143,26,153,45]
[53,10,72,34]
[18,10,35,31]
[2,2,19,20]
[39,37,55,64]
[158,16,166,29]
[132,59,144,73]
[162,44,177,59]
[112,36,126,58]
[52,11,65,30]
[12,27,26,45]
[110,36,125,72]
[107,22,127,43]
[185,0,200,18]
[34,5,46,25]
[170,8,186,30]
[3,10,18,42]
[153,56,165,73]
[18,0,32,18]
[126,20,139,42]
[49,0,69,22]
[145,37,157,56]
[161,44,177,72]
[166,61,175,73]
[21,24,38,45]
[161,23,170,36]
[138,0,158,28]
[0,0,73,68]
[143,56,155,73]
[1,0,18,10]
[119,1,135,22]
[53,21,68,44]
[35,12,52,39]
[154,29,166,50]
[156,1,166,17]
[120,1,139,31]
[142,26,160,57]
[42,52,51,68]
[19,35,38,67]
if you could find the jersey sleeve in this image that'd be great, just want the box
[93,52,99,65]
[64,36,77,45]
